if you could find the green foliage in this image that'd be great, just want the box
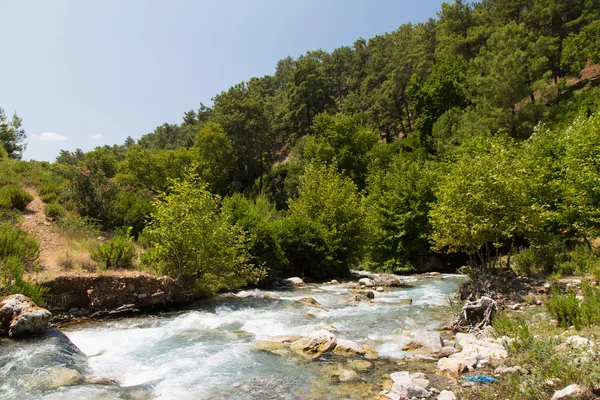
[561,114,600,240]
[221,194,286,282]
[562,21,600,75]
[556,245,600,278]
[367,154,437,272]
[284,164,372,279]
[546,283,600,330]
[0,223,46,304]
[60,163,118,228]
[141,174,264,294]
[192,122,235,195]
[43,202,65,220]
[116,145,192,193]
[512,238,567,275]
[0,185,33,212]
[109,190,154,237]
[0,222,40,271]
[304,113,378,189]
[430,135,534,268]
[0,107,26,159]
[90,229,136,270]
[492,313,533,351]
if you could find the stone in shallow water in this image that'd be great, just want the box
[290,330,336,359]
[333,338,366,356]
[338,369,361,382]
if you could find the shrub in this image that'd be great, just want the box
[221,193,286,282]
[544,284,600,330]
[0,185,33,211]
[141,174,263,295]
[44,202,65,220]
[40,192,58,203]
[284,164,372,279]
[0,255,47,306]
[90,229,136,270]
[0,224,45,305]
[556,245,600,278]
[513,239,567,275]
[0,222,40,270]
[108,190,154,237]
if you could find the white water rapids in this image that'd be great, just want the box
[0,274,467,399]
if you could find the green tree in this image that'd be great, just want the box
[303,113,378,189]
[286,54,334,136]
[0,108,26,159]
[283,164,372,279]
[471,22,549,138]
[141,174,263,294]
[561,113,600,243]
[212,79,273,191]
[429,135,533,269]
[192,122,235,195]
[367,155,438,272]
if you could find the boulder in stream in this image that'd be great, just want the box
[0,294,52,338]
[290,330,336,359]
[333,338,366,356]
[281,277,305,286]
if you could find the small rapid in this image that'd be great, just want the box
[0,274,466,400]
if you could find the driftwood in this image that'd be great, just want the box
[452,296,498,332]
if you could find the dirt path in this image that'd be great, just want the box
[21,189,69,276]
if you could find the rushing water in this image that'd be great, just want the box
[0,274,467,400]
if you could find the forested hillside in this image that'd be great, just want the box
[3,0,600,296]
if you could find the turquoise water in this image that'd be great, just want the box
[0,274,466,400]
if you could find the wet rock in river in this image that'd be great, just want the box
[333,338,366,356]
[290,330,337,359]
[359,277,375,287]
[281,277,305,286]
[298,297,324,308]
[372,274,411,288]
[0,294,52,338]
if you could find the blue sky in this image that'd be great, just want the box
[1,0,444,161]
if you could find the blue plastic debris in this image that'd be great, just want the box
[463,375,499,384]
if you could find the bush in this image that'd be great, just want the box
[0,185,33,211]
[513,239,567,275]
[0,224,45,305]
[108,190,154,237]
[55,214,101,239]
[43,202,65,220]
[556,245,600,278]
[284,164,372,280]
[40,192,58,203]
[221,194,286,282]
[90,229,136,270]
[141,174,263,295]
[0,222,39,270]
[545,283,600,330]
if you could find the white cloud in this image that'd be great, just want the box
[91,133,104,140]
[31,132,68,142]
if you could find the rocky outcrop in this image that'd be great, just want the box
[42,275,193,317]
[0,294,52,338]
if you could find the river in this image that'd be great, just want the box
[0,274,467,400]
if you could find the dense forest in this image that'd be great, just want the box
[2,0,600,297]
